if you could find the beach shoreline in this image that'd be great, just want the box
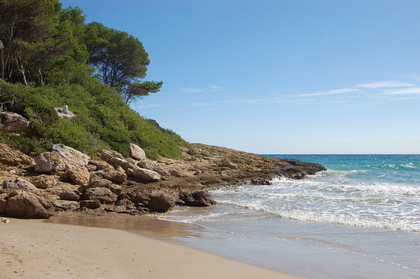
[0,216,305,279]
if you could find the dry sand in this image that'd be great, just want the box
[0,217,305,279]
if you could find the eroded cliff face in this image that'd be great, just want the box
[0,143,326,218]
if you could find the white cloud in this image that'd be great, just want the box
[384,87,420,95]
[300,88,360,97]
[181,87,204,93]
[181,85,225,93]
[357,80,415,89]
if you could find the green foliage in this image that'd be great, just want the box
[0,79,189,158]
[0,1,187,159]
[83,22,162,103]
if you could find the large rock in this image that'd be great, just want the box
[130,143,146,160]
[52,144,90,170]
[79,199,101,209]
[30,175,57,189]
[59,190,80,201]
[179,191,216,206]
[130,167,161,181]
[147,193,175,213]
[103,169,127,184]
[137,160,170,177]
[98,149,123,162]
[88,160,114,172]
[78,179,121,195]
[1,177,38,194]
[110,157,133,171]
[81,187,117,204]
[68,166,90,185]
[0,143,34,166]
[0,111,29,133]
[5,191,54,218]
[129,191,175,213]
[54,106,76,122]
[34,151,66,173]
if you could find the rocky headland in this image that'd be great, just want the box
[0,140,326,219]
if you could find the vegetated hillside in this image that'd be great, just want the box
[0,0,188,159]
[0,79,189,159]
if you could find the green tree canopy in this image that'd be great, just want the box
[0,0,82,85]
[84,22,162,104]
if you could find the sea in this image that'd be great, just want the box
[157,154,420,279]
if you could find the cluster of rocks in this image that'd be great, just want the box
[0,110,326,219]
[0,143,217,219]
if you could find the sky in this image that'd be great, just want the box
[60,0,420,154]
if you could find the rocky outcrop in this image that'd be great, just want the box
[30,175,57,189]
[34,152,66,173]
[1,191,54,218]
[1,177,38,193]
[0,111,29,133]
[81,187,118,204]
[52,144,90,170]
[0,143,326,219]
[54,106,76,122]
[0,143,33,166]
[68,166,90,185]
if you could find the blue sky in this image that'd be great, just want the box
[61,0,420,154]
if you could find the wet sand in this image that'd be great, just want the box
[0,216,305,279]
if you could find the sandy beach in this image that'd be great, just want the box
[0,217,305,279]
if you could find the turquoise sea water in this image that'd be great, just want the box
[159,155,420,279]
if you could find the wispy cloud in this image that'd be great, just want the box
[181,87,204,93]
[384,87,420,95]
[357,80,415,89]
[181,85,226,93]
[299,88,360,97]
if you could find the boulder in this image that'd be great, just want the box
[79,199,101,209]
[54,106,76,121]
[128,191,175,213]
[34,151,66,173]
[130,143,146,160]
[30,175,57,189]
[179,191,216,206]
[98,149,123,162]
[5,191,54,218]
[88,160,114,171]
[146,193,175,213]
[131,167,161,181]
[103,169,127,184]
[52,144,90,170]
[137,160,170,177]
[68,166,90,185]
[59,190,80,201]
[81,187,117,204]
[0,143,34,166]
[0,111,29,133]
[79,179,122,195]
[1,177,38,194]
[110,157,133,171]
